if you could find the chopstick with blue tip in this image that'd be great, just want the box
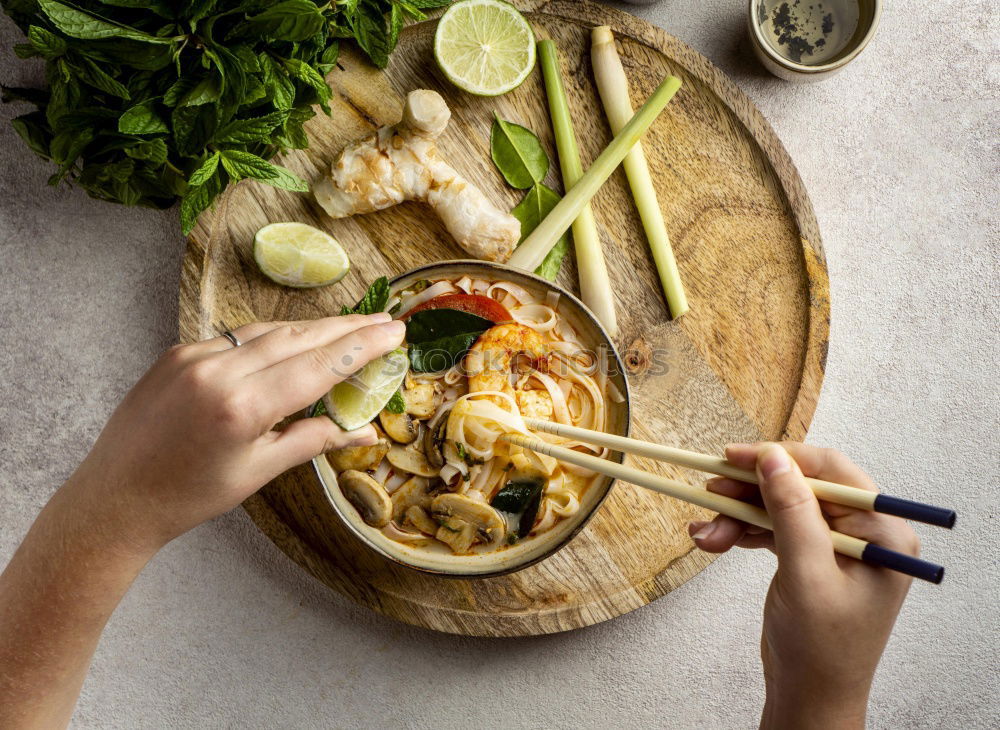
[523,418,956,529]
[501,433,944,584]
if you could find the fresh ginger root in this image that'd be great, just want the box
[314,89,520,262]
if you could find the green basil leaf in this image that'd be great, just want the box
[38,0,174,44]
[118,100,168,134]
[27,25,67,57]
[171,105,218,157]
[346,277,390,315]
[14,43,39,59]
[282,57,330,101]
[219,149,308,192]
[11,113,51,158]
[241,0,326,42]
[260,54,296,110]
[78,58,130,99]
[384,389,406,414]
[215,111,286,144]
[350,8,390,69]
[180,168,223,234]
[124,138,167,164]
[387,4,403,52]
[511,183,570,281]
[490,115,549,189]
[179,74,223,106]
[187,151,220,186]
[490,478,544,538]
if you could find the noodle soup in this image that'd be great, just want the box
[316,261,630,576]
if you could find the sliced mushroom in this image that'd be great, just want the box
[327,431,390,473]
[379,408,417,444]
[390,475,433,522]
[339,470,391,527]
[386,440,438,477]
[404,505,439,535]
[423,413,448,468]
[403,377,440,419]
[430,493,505,554]
[382,521,433,546]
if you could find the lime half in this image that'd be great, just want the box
[434,0,536,96]
[254,222,349,288]
[323,348,409,431]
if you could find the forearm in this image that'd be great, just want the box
[0,475,158,729]
[761,679,870,730]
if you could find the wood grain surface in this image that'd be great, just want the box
[178,0,829,636]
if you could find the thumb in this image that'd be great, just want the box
[263,417,379,478]
[756,443,836,577]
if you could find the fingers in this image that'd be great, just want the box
[222,313,393,375]
[195,321,290,355]
[755,443,837,576]
[688,516,750,553]
[261,417,379,477]
[727,442,877,491]
[830,510,921,557]
[706,476,760,502]
[251,320,406,421]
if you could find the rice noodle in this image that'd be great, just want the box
[373,459,391,485]
[334,274,619,555]
[397,280,455,316]
[528,371,572,424]
[385,471,408,493]
[512,304,557,332]
[487,281,534,305]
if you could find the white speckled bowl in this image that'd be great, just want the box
[312,260,631,577]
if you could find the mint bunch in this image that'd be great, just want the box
[1,0,451,233]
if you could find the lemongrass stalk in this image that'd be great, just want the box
[507,73,682,273]
[537,40,618,336]
[591,26,688,319]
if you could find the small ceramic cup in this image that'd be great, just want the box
[313,260,632,578]
[747,0,882,82]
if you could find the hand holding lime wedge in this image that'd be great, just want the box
[322,348,409,432]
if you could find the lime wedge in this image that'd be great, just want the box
[323,348,409,432]
[434,0,536,97]
[253,222,349,288]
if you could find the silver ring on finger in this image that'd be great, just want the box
[221,330,242,349]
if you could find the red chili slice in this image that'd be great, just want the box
[402,293,511,323]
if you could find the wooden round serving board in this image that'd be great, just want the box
[179,0,829,636]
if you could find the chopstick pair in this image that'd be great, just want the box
[499,419,951,584]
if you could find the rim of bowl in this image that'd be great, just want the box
[747,0,883,75]
[311,260,632,578]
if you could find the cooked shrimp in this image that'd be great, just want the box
[466,324,548,399]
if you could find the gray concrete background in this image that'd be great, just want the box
[1,1,997,728]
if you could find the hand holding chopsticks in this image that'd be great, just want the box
[503,420,952,584]
[523,418,957,528]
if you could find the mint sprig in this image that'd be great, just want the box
[1,0,451,234]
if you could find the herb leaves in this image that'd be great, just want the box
[490,115,569,281]
[405,308,493,373]
[2,0,449,234]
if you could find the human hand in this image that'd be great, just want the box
[687,443,919,729]
[66,313,405,555]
